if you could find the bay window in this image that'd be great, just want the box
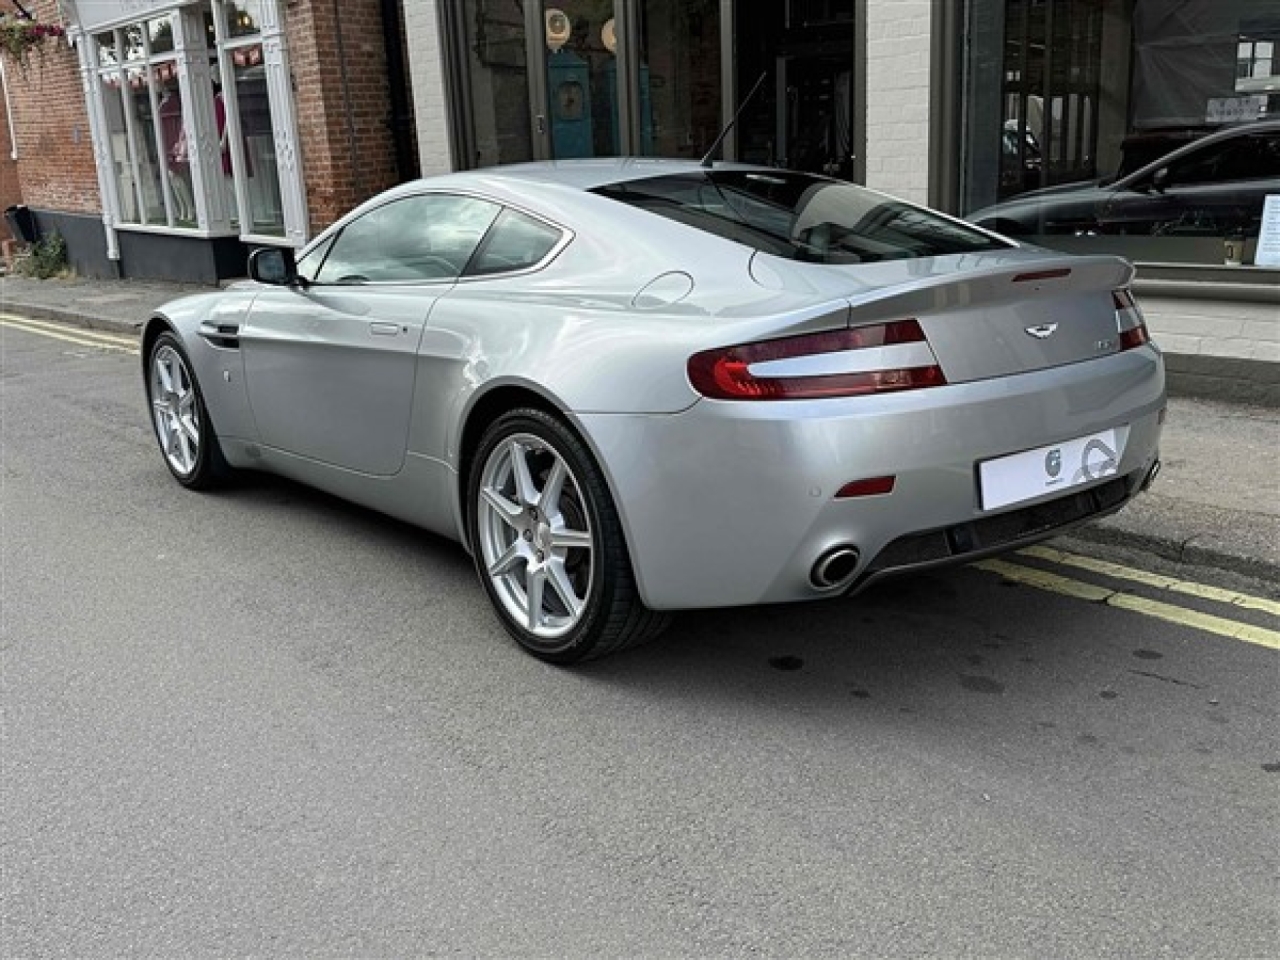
[83,0,305,248]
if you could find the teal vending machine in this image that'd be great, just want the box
[547,50,594,159]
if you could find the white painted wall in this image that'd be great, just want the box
[863,0,933,205]
[403,0,453,176]
[1142,297,1280,363]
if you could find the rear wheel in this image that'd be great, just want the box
[146,332,227,489]
[467,408,668,663]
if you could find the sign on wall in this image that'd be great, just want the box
[1205,96,1267,124]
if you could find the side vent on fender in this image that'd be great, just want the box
[198,322,241,350]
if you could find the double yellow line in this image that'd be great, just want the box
[0,313,140,355]
[977,546,1279,650]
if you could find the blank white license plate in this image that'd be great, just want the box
[979,427,1127,511]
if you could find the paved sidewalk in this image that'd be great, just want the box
[3,274,1277,585]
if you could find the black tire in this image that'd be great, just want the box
[467,408,669,663]
[145,331,228,490]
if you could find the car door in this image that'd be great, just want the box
[240,193,501,475]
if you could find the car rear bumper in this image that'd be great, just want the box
[576,347,1165,610]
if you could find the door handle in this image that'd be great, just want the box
[536,114,546,135]
[369,322,402,337]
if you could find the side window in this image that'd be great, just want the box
[1167,141,1236,186]
[465,208,564,277]
[315,194,501,284]
[1240,134,1280,179]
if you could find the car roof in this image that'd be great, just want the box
[383,158,766,202]
[464,157,720,191]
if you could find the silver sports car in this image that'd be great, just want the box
[143,159,1165,662]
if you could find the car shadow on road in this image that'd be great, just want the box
[216,469,1269,770]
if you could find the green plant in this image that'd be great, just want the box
[16,231,68,279]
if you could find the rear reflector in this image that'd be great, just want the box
[1113,289,1150,351]
[687,320,947,400]
[835,476,896,498]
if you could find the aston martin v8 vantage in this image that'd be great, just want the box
[143,159,1165,662]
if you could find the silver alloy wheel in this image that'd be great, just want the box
[476,433,595,640]
[150,344,201,477]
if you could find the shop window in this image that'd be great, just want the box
[211,0,287,239]
[95,18,188,229]
[960,0,1280,267]
[635,0,721,161]
[86,0,304,247]
[456,0,537,166]
[733,0,855,179]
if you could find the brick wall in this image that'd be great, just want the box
[285,0,401,235]
[3,0,403,241]
[4,0,98,217]
[864,0,932,205]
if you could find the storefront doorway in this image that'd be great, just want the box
[445,0,855,177]
[734,2,856,179]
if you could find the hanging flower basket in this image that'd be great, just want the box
[0,15,65,75]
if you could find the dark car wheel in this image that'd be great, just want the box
[146,331,227,490]
[467,408,668,663]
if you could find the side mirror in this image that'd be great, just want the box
[1151,167,1170,193]
[248,246,298,286]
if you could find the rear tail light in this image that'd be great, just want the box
[687,320,947,400]
[1113,289,1150,351]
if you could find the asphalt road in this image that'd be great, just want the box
[2,318,1277,958]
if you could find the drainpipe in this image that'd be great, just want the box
[0,56,17,160]
[72,24,121,265]
[379,0,417,182]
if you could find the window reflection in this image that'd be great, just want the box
[156,65,195,224]
[147,16,175,55]
[961,0,1280,266]
[316,195,501,283]
[636,0,721,161]
[95,32,118,68]
[223,0,264,39]
[460,0,535,165]
[225,44,285,236]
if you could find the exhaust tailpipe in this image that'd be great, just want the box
[811,546,860,590]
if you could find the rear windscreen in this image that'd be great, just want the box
[593,170,1010,264]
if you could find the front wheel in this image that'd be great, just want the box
[467,409,668,663]
[146,331,227,489]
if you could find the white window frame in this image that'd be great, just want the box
[210,0,308,247]
[74,0,308,259]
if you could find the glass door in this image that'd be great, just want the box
[530,1,623,159]
[450,0,724,166]
[634,0,722,160]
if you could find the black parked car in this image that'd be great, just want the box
[968,120,1280,239]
